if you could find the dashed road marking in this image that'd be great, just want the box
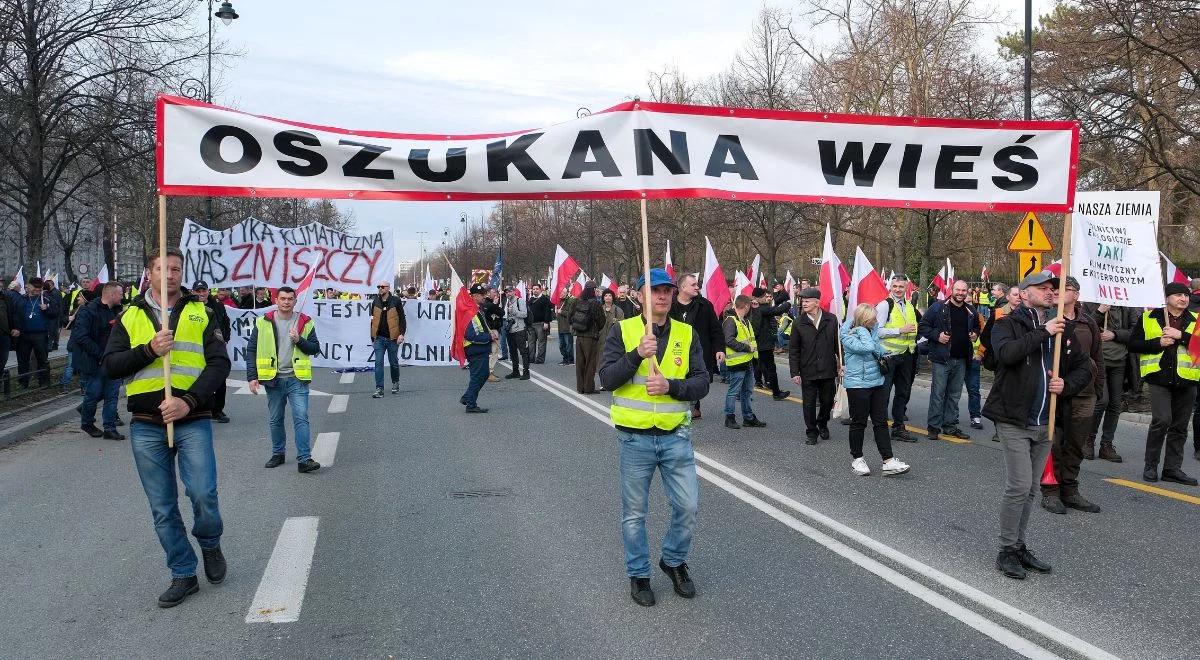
[311,432,340,467]
[327,394,348,414]
[339,371,355,384]
[245,516,320,624]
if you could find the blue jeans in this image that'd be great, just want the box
[724,368,755,417]
[558,331,574,363]
[59,351,74,385]
[373,337,399,389]
[927,358,966,430]
[265,375,311,461]
[80,372,120,431]
[619,427,699,577]
[130,419,223,578]
[965,358,982,419]
[462,353,489,407]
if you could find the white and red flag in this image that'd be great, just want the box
[847,247,890,312]
[514,281,527,299]
[570,271,588,298]
[945,257,956,293]
[818,224,846,319]
[292,254,321,317]
[1045,259,1063,277]
[930,265,947,300]
[733,270,753,298]
[758,272,768,289]
[981,263,990,282]
[13,266,24,295]
[599,274,618,295]
[1162,252,1190,285]
[664,240,675,281]
[549,244,581,306]
[93,264,110,291]
[702,236,731,316]
[448,261,475,367]
[745,254,761,291]
[784,270,796,299]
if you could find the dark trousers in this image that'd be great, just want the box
[1091,360,1125,444]
[0,335,10,379]
[575,336,600,394]
[847,386,893,460]
[881,351,916,425]
[80,372,120,431]
[462,353,489,407]
[15,332,49,387]
[1145,382,1198,472]
[212,382,227,416]
[756,349,781,394]
[801,377,836,437]
[1193,391,1200,452]
[1043,393,1095,497]
[558,331,575,364]
[507,330,530,376]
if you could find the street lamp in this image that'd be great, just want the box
[204,0,239,227]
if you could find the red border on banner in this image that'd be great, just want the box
[156,94,1080,212]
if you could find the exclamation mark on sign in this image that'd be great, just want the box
[1027,219,1034,247]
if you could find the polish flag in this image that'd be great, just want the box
[733,270,753,298]
[847,247,889,312]
[137,268,150,293]
[549,244,581,306]
[945,257,956,293]
[93,264,110,290]
[702,236,731,316]
[758,271,768,289]
[745,254,761,290]
[930,266,947,301]
[449,261,476,367]
[818,224,846,319]
[570,271,588,298]
[292,254,321,317]
[1045,259,1063,277]
[13,266,24,295]
[1162,252,1190,285]
[784,270,796,299]
[514,281,527,299]
[421,264,434,296]
[599,274,618,294]
[664,240,675,281]
[981,263,991,282]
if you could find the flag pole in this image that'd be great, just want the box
[1046,212,1073,445]
[639,197,659,374]
[158,195,175,448]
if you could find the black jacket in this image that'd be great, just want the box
[482,300,504,333]
[527,294,554,325]
[919,300,980,364]
[751,300,790,346]
[68,297,120,376]
[598,317,710,433]
[788,310,840,380]
[981,305,1093,428]
[1127,308,1197,389]
[669,294,724,374]
[205,295,232,341]
[616,296,642,320]
[103,290,231,425]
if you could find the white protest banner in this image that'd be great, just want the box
[226,298,454,369]
[180,217,394,294]
[1070,191,1163,307]
[157,95,1078,212]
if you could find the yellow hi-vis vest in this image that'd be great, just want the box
[880,299,918,355]
[463,314,486,347]
[1138,311,1200,381]
[610,316,693,431]
[725,315,756,367]
[254,314,315,382]
[121,301,209,396]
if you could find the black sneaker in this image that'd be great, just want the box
[819,427,830,440]
[772,390,791,401]
[519,373,530,380]
[942,427,971,439]
[391,383,400,394]
[1040,495,1068,514]
[996,549,1026,580]
[102,430,125,441]
[201,546,227,584]
[1161,469,1199,486]
[372,388,384,399]
[804,435,818,446]
[1143,467,1160,482]
[504,372,520,379]
[465,405,489,413]
[659,559,696,598]
[264,454,285,469]
[743,416,767,428]
[725,415,741,429]
[298,459,321,473]
[212,412,230,423]
[157,576,199,607]
[1062,493,1101,513]
[630,577,655,607]
[1017,545,1052,573]
[892,426,918,443]
[926,427,941,440]
[81,424,104,438]
[115,417,125,426]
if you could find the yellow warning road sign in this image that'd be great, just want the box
[1007,212,1054,252]
[1017,252,1044,279]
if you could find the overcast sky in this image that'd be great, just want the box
[216,0,1055,262]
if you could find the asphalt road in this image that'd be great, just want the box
[1,337,1198,659]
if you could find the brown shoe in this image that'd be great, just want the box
[1098,442,1123,463]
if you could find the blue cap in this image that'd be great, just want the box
[635,268,676,290]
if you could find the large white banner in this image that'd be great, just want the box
[1071,191,1163,307]
[157,95,1079,212]
[226,298,455,369]
[180,217,394,294]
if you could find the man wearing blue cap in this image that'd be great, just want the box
[599,268,710,608]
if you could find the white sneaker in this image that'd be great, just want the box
[851,457,871,476]
[881,457,911,476]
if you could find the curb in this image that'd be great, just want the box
[0,398,83,450]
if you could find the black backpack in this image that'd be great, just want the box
[570,300,596,332]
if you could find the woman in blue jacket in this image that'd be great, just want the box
[842,304,911,477]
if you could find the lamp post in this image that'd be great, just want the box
[204,1,239,226]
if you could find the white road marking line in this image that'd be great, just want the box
[245,516,320,624]
[339,371,355,384]
[327,394,349,414]
[522,369,1119,660]
[311,432,340,466]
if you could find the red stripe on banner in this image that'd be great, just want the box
[156,95,166,193]
[155,184,1073,213]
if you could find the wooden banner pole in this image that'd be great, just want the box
[158,195,175,448]
[639,197,659,374]
[1046,212,1073,445]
